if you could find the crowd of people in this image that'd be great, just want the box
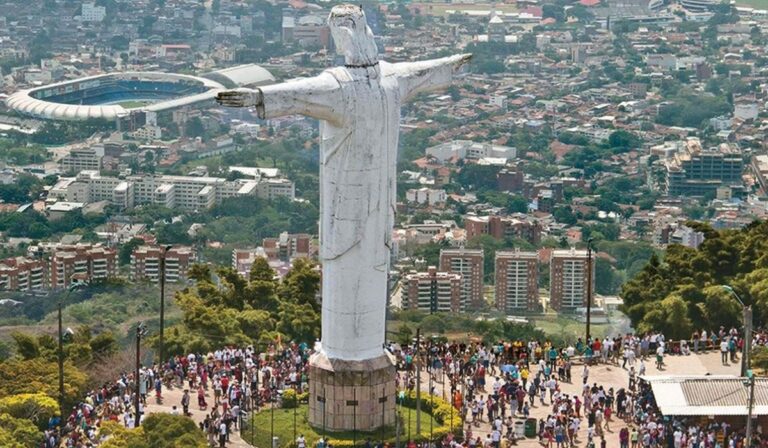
[46,342,313,448]
[43,325,766,448]
[390,327,764,448]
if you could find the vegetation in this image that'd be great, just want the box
[621,221,768,338]
[655,91,731,128]
[4,119,115,145]
[0,139,49,165]
[99,414,208,448]
[158,257,321,355]
[391,310,558,346]
[244,392,459,448]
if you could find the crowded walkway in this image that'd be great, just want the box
[49,327,764,447]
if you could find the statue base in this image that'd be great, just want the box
[308,351,397,432]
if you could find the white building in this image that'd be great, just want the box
[489,95,507,109]
[52,170,294,211]
[670,224,705,248]
[734,103,759,121]
[405,188,446,206]
[81,2,107,22]
[59,145,104,173]
[426,140,516,163]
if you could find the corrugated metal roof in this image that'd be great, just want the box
[646,376,768,416]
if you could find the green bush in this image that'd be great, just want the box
[398,390,462,434]
[282,389,298,408]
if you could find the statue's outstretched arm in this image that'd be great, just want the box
[385,54,472,102]
[216,72,343,124]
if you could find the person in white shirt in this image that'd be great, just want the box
[720,339,729,365]
[219,421,228,448]
[297,435,306,448]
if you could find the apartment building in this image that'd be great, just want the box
[495,250,539,313]
[405,188,447,206]
[50,245,117,288]
[439,248,484,310]
[262,232,313,262]
[665,138,743,197]
[232,248,269,277]
[53,170,295,211]
[0,257,47,291]
[464,215,541,245]
[59,146,103,173]
[403,266,462,313]
[131,246,194,283]
[549,248,593,312]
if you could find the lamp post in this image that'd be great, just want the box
[135,322,148,427]
[429,350,433,444]
[585,238,594,342]
[270,386,275,445]
[415,328,421,434]
[158,245,172,365]
[745,369,755,447]
[721,285,752,377]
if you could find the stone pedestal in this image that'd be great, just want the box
[308,351,397,432]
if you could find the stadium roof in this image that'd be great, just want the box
[202,64,276,89]
[5,72,225,121]
[642,375,768,416]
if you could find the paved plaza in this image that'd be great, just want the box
[141,350,740,447]
[420,351,740,447]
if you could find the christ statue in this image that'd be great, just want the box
[217,4,470,362]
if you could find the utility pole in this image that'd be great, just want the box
[135,323,147,427]
[743,306,753,378]
[722,285,751,377]
[159,245,172,365]
[57,282,81,433]
[429,349,433,444]
[746,370,755,447]
[57,297,64,431]
[585,238,594,341]
[415,327,422,434]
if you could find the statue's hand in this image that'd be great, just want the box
[451,53,473,70]
[216,88,263,108]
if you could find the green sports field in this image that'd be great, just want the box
[735,0,768,8]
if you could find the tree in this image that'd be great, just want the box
[506,195,529,213]
[119,238,144,266]
[185,117,205,139]
[595,258,623,295]
[638,294,693,339]
[11,332,39,360]
[99,414,208,448]
[161,257,321,355]
[0,359,87,412]
[278,258,321,312]
[608,130,641,152]
[397,324,414,346]
[109,35,129,51]
[0,413,40,448]
[0,393,58,424]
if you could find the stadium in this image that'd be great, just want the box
[4,65,275,121]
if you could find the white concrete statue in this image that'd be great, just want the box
[217,4,470,361]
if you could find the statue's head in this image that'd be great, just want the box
[328,4,378,67]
